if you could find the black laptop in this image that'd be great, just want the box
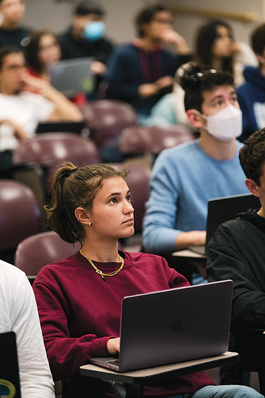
[188,193,260,255]
[0,331,21,397]
[90,280,233,372]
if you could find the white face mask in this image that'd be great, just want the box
[199,104,242,141]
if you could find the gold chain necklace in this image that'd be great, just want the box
[79,249,124,281]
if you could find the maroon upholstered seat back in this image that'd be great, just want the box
[0,180,42,251]
[120,125,194,155]
[78,100,138,148]
[13,133,100,167]
[15,230,80,278]
[112,163,151,232]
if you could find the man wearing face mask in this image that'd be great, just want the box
[142,64,249,282]
[59,0,113,95]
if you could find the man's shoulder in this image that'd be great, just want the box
[18,91,52,107]
[158,139,200,161]
[98,36,114,49]
[112,43,138,56]
[59,26,72,41]
[214,210,261,240]
[0,92,48,110]
[0,26,30,36]
[0,260,26,284]
[151,140,200,176]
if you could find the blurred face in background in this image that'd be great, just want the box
[141,10,173,41]
[212,25,233,58]
[38,34,61,67]
[0,0,25,27]
[72,13,104,39]
[0,52,26,94]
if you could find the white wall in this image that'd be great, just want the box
[23,0,146,43]
[164,0,263,50]
[23,0,265,48]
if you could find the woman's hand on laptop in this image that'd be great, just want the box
[107,337,120,355]
[175,231,207,250]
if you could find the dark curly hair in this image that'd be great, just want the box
[177,63,235,112]
[239,129,265,186]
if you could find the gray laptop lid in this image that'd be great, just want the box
[0,331,21,397]
[91,280,233,372]
[49,57,95,97]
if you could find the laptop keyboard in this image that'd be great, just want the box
[107,359,120,366]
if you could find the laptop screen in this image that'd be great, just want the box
[0,331,21,398]
[49,57,95,97]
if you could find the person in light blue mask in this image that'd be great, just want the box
[59,0,114,98]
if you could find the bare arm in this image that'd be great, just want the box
[21,73,83,122]
[175,231,207,250]
[138,76,174,98]
[0,118,27,140]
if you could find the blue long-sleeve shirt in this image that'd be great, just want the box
[143,139,249,253]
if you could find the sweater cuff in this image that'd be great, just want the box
[90,336,115,357]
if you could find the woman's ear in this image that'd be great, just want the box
[186,109,204,129]
[75,207,91,225]
[245,178,261,198]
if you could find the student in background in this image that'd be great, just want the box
[237,23,265,142]
[0,46,83,175]
[25,29,88,105]
[105,3,191,123]
[59,0,114,98]
[142,65,248,284]
[145,19,257,127]
[25,29,61,81]
[0,0,30,49]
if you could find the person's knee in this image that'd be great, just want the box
[192,385,263,398]
[232,385,264,398]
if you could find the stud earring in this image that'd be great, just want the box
[88,222,91,227]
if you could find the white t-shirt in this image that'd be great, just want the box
[0,260,55,398]
[0,91,55,152]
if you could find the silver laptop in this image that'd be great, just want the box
[0,331,21,397]
[188,193,260,255]
[49,57,95,97]
[90,280,233,372]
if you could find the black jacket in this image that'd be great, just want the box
[207,208,265,330]
[59,27,114,64]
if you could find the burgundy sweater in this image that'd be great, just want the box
[33,251,214,395]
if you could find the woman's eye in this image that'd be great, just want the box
[126,195,131,202]
[110,198,118,203]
